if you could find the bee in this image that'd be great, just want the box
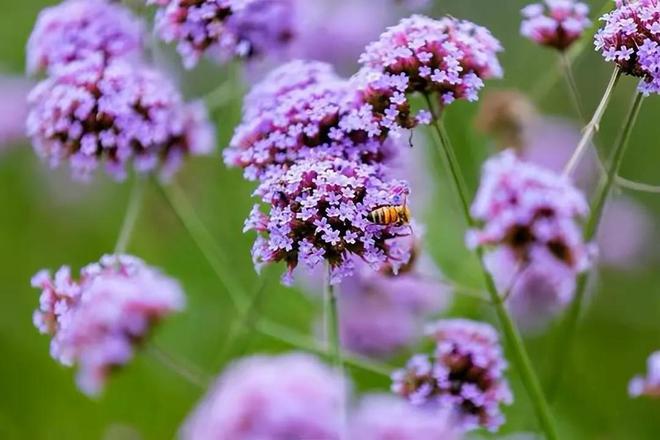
[367,195,411,226]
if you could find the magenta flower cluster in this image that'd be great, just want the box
[246,158,411,284]
[150,0,295,69]
[521,0,591,51]
[392,319,512,432]
[629,351,660,398]
[467,151,591,300]
[26,0,144,75]
[357,14,502,133]
[32,255,185,396]
[595,0,660,95]
[181,353,344,440]
[26,56,214,181]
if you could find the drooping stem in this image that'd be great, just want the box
[157,180,394,377]
[425,98,559,440]
[563,68,621,176]
[147,343,211,389]
[114,177,146,254]
[325,265,347,440]
[549,92,645,399]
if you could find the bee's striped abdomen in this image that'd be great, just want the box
[368,206,399,225]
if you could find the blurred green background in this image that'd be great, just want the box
[1,0,659,438]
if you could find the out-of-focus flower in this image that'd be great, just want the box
[475,89,538,152]
[26,56,214,181]
[181,353,343,440]
[31,254,185,396]
[598,196,655,270]
[521,0,591,51]
[225,60,395,181]
[392,319,512,432]
[594,0,660,95]
[629,351,660,398]
[0,76,32,149]
[468,151,591,286]
[350,394,462,440]
[26,0,144,75]
[354,14,502,138]
[151,0,295,69]
[245,157,411,284]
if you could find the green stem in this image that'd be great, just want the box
[325,266,347,439]
[549,92,645,399]
[563,68,621,176]
[157,180,394,377]
[147,343,211,389]
[425,100,558,440]
[114,177,146,254]
[560,52,586,123]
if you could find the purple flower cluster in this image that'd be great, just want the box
[355,14,502,135]
[26,0,144,75]
[595,0,660,95]
[225,60,388,180]
[629,351,660,398]
[0,76,32,149]
[350,395,461,440]
[32,254,185,396]
[467,151,591,300]
[151,0,295,69]
[392,319,512,432]
[521,0,591,51]
[246,157,411,284]
[181,353,343,440]
[26,56,214,181]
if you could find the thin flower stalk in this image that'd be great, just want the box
[425,101,559,440]
[114,177,146,254]
[325,265,347,439]
[550,91,645,398]
[147,343,211,389]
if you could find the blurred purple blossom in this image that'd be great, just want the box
[629,351,660,398]
[245,157,411,284]
[594,0,660,95]
[181,353,344,440]
[151,0,295,69]
[0,75,32,149]
[350,394,462,440]
[354,14,502,137]
[26,56,214,181]
[468,151,592,301]
[392,319,512,432]
[31,254,185,396]
[521,0,591,51]
[26,0,144,75]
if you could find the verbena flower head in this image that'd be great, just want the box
[27,0,144,75]
[468,150,591,276]
[26,56,214,181]
[350,394,461,440]
[31,254,184,396]
[0,76,32,149]
[245,157,411,285]
[521,0,591,51]
[595,0,660,95]
[392,319,512,432]
[355,14,502,135]
[152,0,295,69]
[181,353,343,439]
[475,89,538,152]
[629,351,660,398]
[225,60,393,181]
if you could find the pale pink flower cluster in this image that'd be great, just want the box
[521,0,591,51]
[32,255,185,396]
[629,351,660,398]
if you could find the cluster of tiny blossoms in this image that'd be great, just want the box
[595,0,660,95]
[26,56,214,181]
[392,319,512,432]
[181,354,344,440]
[467,151,591,296]
[629,351,660,398]
[150,0,295,69]
[521,0,591,51]
[32,255,185,396]
[26,0,144,75]
[355,14,502,136]
[246,158,411,284]
[225,60,389,181]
